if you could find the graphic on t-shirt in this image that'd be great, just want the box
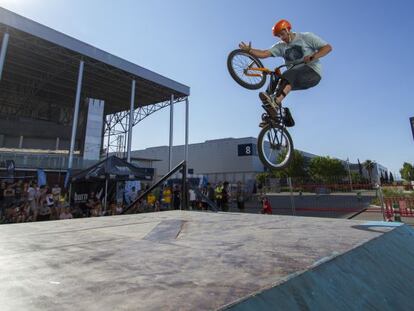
[284,45,304,62]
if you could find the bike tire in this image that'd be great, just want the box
[227,49,267,90]
[257,124,294,170]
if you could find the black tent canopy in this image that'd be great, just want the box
[71,155,154,182]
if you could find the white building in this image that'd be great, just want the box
[131,137,318,184]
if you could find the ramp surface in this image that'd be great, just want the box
[0,211,412,310]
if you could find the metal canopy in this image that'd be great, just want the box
[0,7,190,120]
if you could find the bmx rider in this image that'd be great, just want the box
[239,19,332,116]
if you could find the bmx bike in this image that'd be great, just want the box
[227,49,302,170]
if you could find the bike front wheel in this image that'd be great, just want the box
[227,49,267,90]
[257,124,294,170]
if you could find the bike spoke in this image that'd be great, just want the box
[262,126,291,168]
[232,55,262,85]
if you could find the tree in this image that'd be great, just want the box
[390,172,394,183]
[271,150,308,180]
[400,162,414,181]
[363,160,375,183]
[256,172,268,185]
[357,158,363,176]
[384,171,389,184]
[351,172,368,184]
[308,156,347,183]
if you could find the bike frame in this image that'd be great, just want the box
[244,61,303,78]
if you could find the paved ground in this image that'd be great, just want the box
[0,211,407,311]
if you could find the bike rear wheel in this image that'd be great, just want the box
[257,124,294,170]
[227,49,267,90]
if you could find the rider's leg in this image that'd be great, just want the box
[260,77,291,108]
[274,79,292,105]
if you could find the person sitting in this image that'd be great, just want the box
[59,205,73,220]
[261,196,273,215]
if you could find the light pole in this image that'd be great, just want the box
[346,158,353,191]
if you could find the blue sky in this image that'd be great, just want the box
[1,0,413,177]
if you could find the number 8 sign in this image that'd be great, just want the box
[238,144,256,156]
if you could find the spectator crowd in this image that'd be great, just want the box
[1,178,271,225]
[0,179,71,224]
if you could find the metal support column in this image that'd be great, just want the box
[168,94,174,171]
[182,97,190,210]
[185,97,189,164]
[0,32,10,81]
[127,80,136,162]
[68,60,84,170]
[106,118,111,158]
[346,158,353,191]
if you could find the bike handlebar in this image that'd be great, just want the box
[273,61,305,77]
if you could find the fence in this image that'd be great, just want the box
[383,197,414,221]
[254,177,376,219]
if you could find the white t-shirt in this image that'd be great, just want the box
[269,32,328,77]
[189,189,196,201]
[27,187,36,201]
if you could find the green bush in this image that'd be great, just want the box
[382,188,404,197]
[371,197,381,206]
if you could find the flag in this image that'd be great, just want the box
[64,169,71,189]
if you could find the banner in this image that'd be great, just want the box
[37,169,47,186]
[124,180,140,205]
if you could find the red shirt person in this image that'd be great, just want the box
[261,197,273,215]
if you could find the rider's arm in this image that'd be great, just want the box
[312,44,332,60]
[248,48,272,59]
[239,41,272,59]
[302,32,332,62]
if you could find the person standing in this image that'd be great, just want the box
[27,182,38,221]
[215,182,223,211]
[222,181,230,212]
[162,186,172,210]
[236,181,246,212]
[172,185,181,210]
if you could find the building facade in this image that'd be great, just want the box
[131,137,319,184]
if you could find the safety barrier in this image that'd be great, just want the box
[384,197,414,221]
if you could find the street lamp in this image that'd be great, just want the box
[346,158,353,191]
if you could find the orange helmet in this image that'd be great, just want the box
[272,19,292,36]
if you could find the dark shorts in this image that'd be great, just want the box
[282,65,321,90]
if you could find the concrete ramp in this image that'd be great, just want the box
[226,222,414,310]
[0,211,413,310]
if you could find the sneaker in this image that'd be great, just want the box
[259,92,280,113]
[259,92,273,105]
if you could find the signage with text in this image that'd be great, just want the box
[238,143,257,156]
